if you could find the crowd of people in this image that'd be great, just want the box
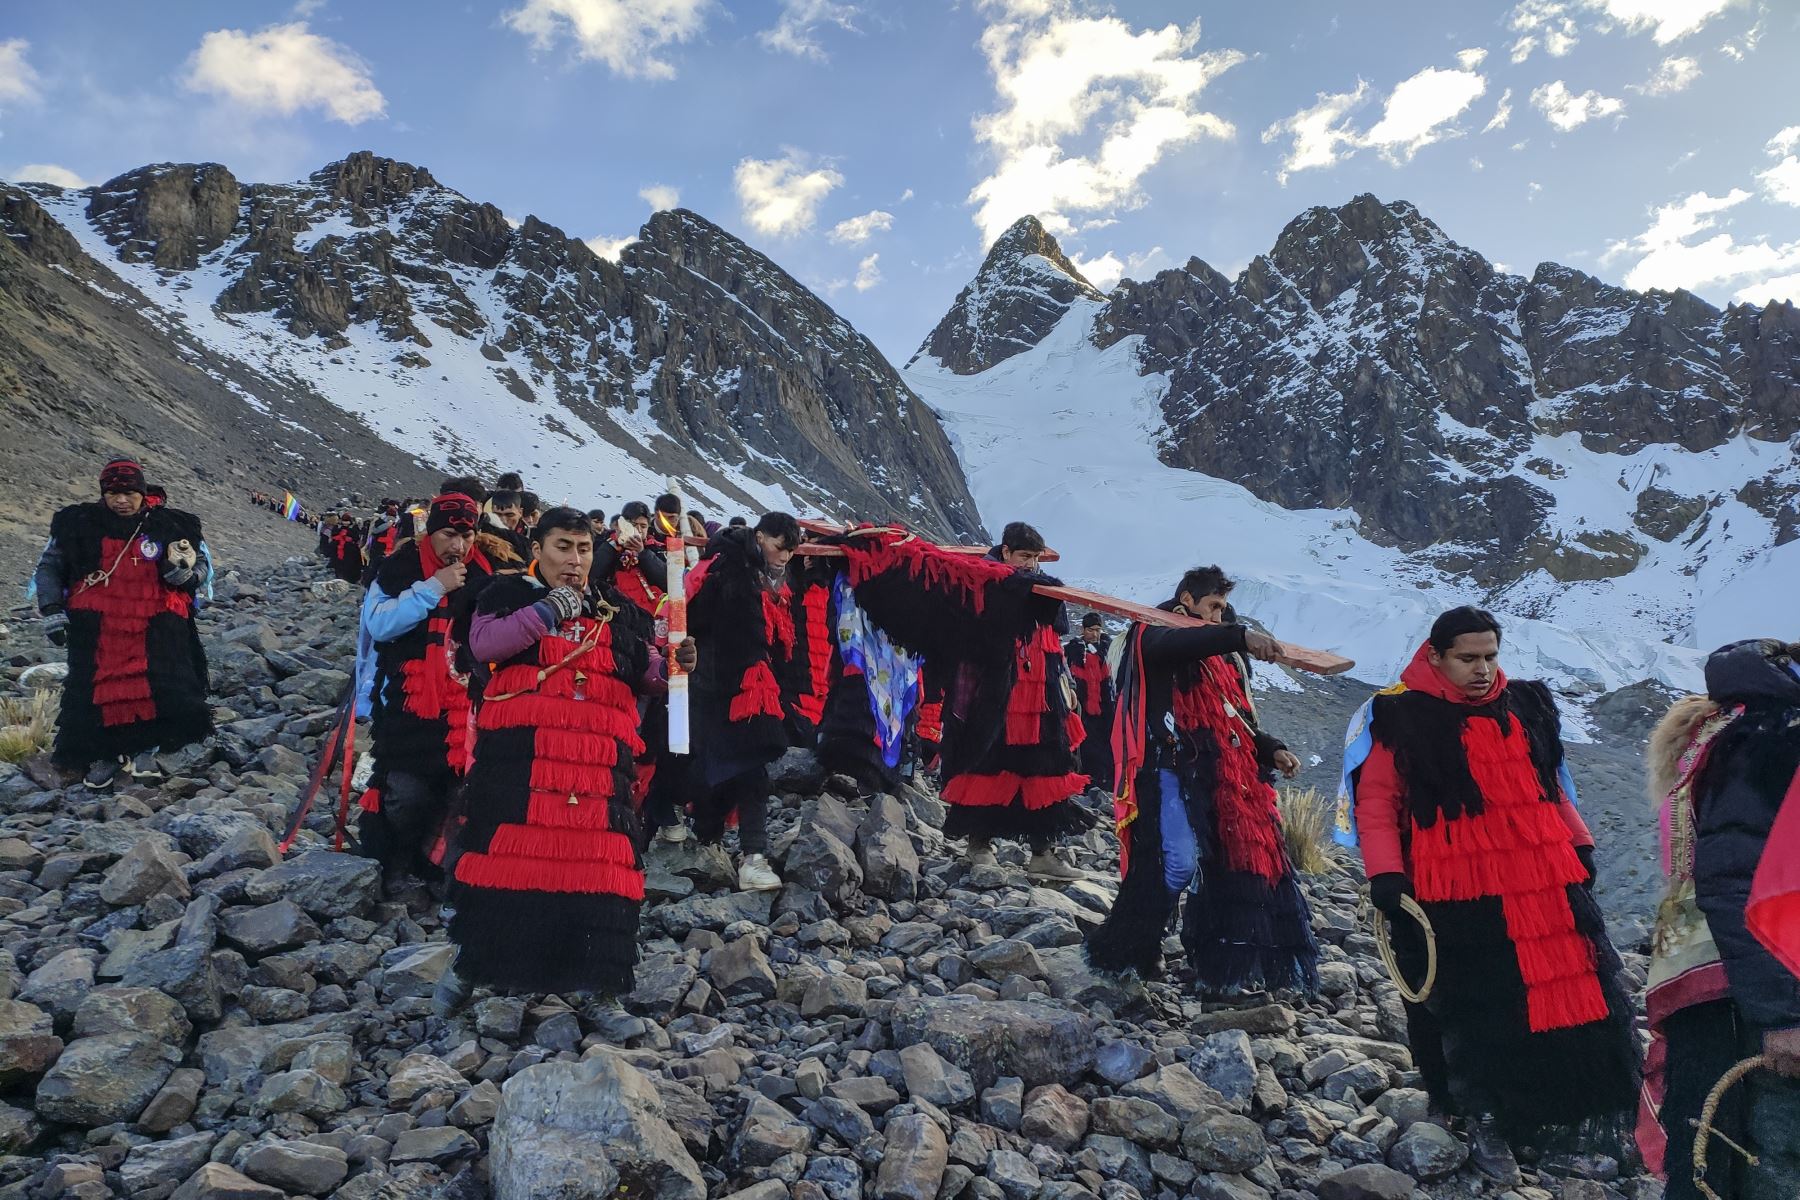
[26,454,1800,1198]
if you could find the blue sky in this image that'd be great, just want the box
[2,0,1796,363]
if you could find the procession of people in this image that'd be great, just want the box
[25,454,1800,1197]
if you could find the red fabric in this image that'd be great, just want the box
[841,530,1007,617]
[359,786,382,814]
[68,534,191,727]
[1069,647,1108,716]
[457,613,645,902]
[762,588,795,660]
[1005,626,1058,745]
[944,770,1090,811]
[796,584,832,725]
[916,700,943,744]
[608,539,665,617]
[1639,959,1735,1174]
[1400,708,1607,1033]
[1175,657,1287,883]
[1748,764,1800,978]
[730,660,785,722]
[378,525,400,555]
[1355,644,1593,877]
[396,539,490,775]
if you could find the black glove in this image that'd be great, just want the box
[1369,872,1413,918]
[1576,845,1596,890]
[41,611,68,648]
[545,586,584,624]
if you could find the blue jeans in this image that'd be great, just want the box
[1159,769,1198,895]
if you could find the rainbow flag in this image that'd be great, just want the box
[282,492,302,521]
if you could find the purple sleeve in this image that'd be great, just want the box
[470,601,554,663]
[638,644,670,697]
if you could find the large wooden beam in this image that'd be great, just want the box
[793,543,1356,677]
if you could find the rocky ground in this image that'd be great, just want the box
[0,552,1667,1200]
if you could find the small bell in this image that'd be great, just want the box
[567,791,580,807]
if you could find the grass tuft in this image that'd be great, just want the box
[0,691,57,764]
[1279,785,1342,875]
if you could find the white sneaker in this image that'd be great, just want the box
[656,823,691,844]
[737,853,782,892]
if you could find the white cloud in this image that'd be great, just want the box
[1762,158,1800,207]
[1072,250,1123,289]
[828,209,894,245]
[967,1,1244,244]
[734,149,843,238]
[505,0,710,80]
[1531,80,1625,131]
[1484,88,1514,132]
[897,188,915,203]
[1363,65,1486,162]
[1470,156,1486,171]
[0,38,40,106]
[585,233,636,260]
[1606,188,1800,303]
[1263,57,1485,181]
[1508,0,1580,61]
[1262,83,1368,183]
[639,183,680,210]
[1719,19,1761,60]
[759,0,861,60]
[852,252,881,291]
[184,23,384,124]
[11,164,91,188]
[1529,180,1544,199]
[1587,0,1740,44]
[1633,54,1700,95]
[1760,128,1800,207]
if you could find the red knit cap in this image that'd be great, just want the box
[99,459,146,495]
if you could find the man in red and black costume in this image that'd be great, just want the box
[441,508,690,1008]
[1066,612,1115,799]
[686,513,802,892]
[324,513,363,584]
[34,458,212,788]
[354,493,513,888]
[1349,606,1638,1158]
[818,522,1087,882]
[362,500,406,585]
[1086,565,1316,996]
[595,501,668,619]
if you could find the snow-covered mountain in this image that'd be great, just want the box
[908,201,1800,693]
[0,152,981,550]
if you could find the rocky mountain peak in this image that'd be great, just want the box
[312,151,440,209]
[86,162,241,271]
[909,215,1104,375]
[6,152,985,543]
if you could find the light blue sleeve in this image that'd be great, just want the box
[1334,697,1377,848]
[1556,760,1579,809]
[354,577,444,720]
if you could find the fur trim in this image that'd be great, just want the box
[1647,694,1717,808]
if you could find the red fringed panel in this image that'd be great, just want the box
[1409,715,1608,1033]
[841,532,1006,618]
[797,585,832,724]
[613,562,664,617]
[456,845,645,899]
[1065,710,1087,750]
[916,701,943,744]
[399,610,454,721]
[1004,628,1057,745]
[943,770,1087,810]
[763,589,795,660]
[359,787,382,813]
[731,661,785,722]
[1176,659,1287,883]
[1070,650,1107,716]
[69,536,168,728]
[481,678,638,735]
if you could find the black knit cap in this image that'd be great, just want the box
[99,458,146,495]
[426,493,479,534]
[1082,612,1103,628]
